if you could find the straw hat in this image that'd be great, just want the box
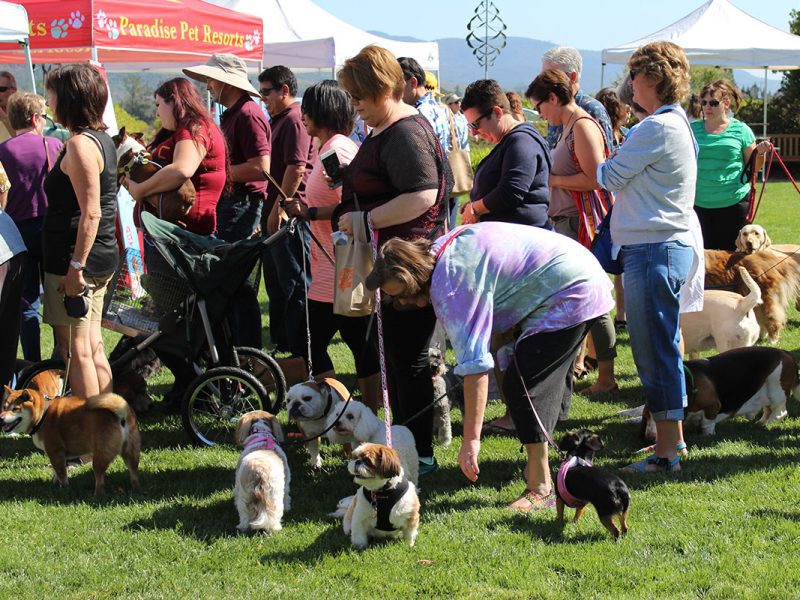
[183,54,259,97]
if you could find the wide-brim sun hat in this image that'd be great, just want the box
[183,53,260,97]
[443,93,461,104]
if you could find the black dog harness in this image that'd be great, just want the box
[29,397,51,436]
[364,478,410,532]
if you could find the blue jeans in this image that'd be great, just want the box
[262,223,311,357]
[621,241,693,421]
[16,218,45,361]
[216,194,263,349]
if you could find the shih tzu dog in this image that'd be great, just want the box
[285,378,353,468]
[342,443,420,549]
[234,410,291,534]
[325,400,419,484]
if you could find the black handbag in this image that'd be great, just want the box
[589,205,623,275]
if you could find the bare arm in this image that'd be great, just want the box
[266,163,307,234]
[230,154,271,183]
[60,134,103,295]
[458,371,489,482]
[0,191,7,209]
[125,138,205,202]
[550,120,605,191]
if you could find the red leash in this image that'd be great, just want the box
[747,142,800,223]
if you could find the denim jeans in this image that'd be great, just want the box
[16,218,45,361]
[262,223,311,357]
[621,241,693,421]
[216,194,263,349]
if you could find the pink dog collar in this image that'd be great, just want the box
[243,431,278,453]
[556,456,592,508]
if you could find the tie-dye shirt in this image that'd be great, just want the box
[430,222,614,376]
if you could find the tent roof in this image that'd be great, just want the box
[0,1,29,45]
[601,0,800,70]
[208,0,439,71]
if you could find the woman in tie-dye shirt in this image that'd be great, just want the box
[366,222,613,512]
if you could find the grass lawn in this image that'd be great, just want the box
[3,182,800,599]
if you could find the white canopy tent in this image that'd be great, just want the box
[207,0,440,73]
[0,0,36,92]
[601,0,800,134]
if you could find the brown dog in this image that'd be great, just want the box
[1,387,141,495]
[704,248,800,342]
[117,147,196,224]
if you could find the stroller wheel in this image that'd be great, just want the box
[233,347,287,414]
[182,366,268,446]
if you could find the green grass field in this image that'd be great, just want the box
[2,183,800,599]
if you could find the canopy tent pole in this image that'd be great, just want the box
[600,63,605,89]
[23,41,35,94]
[762,67,768,137]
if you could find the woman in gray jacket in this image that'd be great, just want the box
[596,41,697,473]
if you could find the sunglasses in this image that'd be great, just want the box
[468,109,494,131]
[534,99,545,113]
[629,69,638,81]
[259,87,275,97]
[0,86,14,93]
[701,99,721,107]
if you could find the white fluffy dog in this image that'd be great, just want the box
[682,266,762,358]
[325,400,419,485]
[342,443,420,549]
[234,411,290,534]
[285,378,352,468]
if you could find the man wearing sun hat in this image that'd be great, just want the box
[183,53,271,349]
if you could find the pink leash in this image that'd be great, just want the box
[370,213,393,448]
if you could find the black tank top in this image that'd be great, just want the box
[43,130,118,277]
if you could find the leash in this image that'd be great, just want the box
[746,142,800,223]
[282,392,355,446]
[399,377,464,427]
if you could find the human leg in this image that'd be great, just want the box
[339,312,381,412]
[0,254,25,386]
[584,312,618,395]
[269,225,311,357]
[16,218,44,362]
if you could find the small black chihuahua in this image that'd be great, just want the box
[555,429,631,540]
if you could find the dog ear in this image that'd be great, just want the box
[586,434,604,452]
[763,229,772,248]
[118,125,126,140]
[234,413,253,447]
[376,445,402,479]
[269,415,284,443]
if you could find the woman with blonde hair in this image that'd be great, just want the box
[692,78,771,250]
[596,41,697,473]
[335,45,451,475]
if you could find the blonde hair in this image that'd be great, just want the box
[338,45,405,102]
[700,79,744,114]
[628,41,690,105]
[371,237,435,296]
[7,92,45,131]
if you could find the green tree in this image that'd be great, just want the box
[689,66,735,94]
[113,103,150,137]
[770,8,800,133]
[119,74,155,122]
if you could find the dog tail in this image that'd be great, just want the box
[736,266,762,316]
[329,494,354,520]
[87,393,132,423]
[247,474,282,531]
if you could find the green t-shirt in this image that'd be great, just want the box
[692,118,755,209]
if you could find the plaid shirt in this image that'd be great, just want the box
[415,92,451,155]
[547,89,613,153]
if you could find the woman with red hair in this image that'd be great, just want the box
[123,77,226,235]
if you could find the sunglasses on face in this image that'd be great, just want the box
[259,87,275,98]
[534,99,545,112]
[0,86,14,93]
[468,109,494,131]
[701,99,721,107]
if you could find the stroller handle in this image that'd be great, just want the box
[259,217,297,248]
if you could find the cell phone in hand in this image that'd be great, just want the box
[320,148,343,189]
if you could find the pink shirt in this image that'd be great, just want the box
[306,134,359,303]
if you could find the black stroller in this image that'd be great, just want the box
[17,212,292,447]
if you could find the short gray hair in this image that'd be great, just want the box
[541,46,582,78]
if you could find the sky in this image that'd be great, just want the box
[312,0,798,51]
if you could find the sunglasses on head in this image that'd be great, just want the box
[701,99,721,107]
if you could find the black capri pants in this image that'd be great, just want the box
[503,320,595,445]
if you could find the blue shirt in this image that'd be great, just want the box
[548,89,613,153]
[0,210,26,264]
[452,111,470,151]
[415,92,451,155]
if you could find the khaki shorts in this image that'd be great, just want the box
[43,272,113,328]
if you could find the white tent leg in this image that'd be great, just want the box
[24,42,35,94]
[600,63,605,89]
[762,68,768,137]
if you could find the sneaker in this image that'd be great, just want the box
[418,456,439,476]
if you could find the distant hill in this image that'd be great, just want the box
[370,31,782,96]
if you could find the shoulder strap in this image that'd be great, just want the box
[446,108,458,150]
[567,116,610,169]
[79,130,107,171]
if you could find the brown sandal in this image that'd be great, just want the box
[506,489,557,512]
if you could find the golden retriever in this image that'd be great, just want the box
[735,224,800,311]
[704,248,800,342]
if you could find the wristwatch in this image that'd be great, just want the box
[69,259,85,271]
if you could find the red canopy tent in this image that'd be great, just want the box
[0,0,263,67]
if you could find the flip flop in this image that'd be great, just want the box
[507,489,556,512]
[623,454,681,474]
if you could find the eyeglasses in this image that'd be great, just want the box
[259,87,275,98]
[629,69,638,81]
[534,100,545,113]
[701,99,721,107]
[0,86,14,93]
[349,93,362,103]
[468,109,494,131]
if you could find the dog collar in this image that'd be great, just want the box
[243,431,279,453]
[556,456,592,509]
[365,478,410,532]
[313,377,352,420]
[29,396,51,437]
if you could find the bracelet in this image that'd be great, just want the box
[307,206,318,221]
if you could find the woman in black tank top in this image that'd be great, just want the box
[42,64,118,398]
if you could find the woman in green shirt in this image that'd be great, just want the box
[691,79,771,250]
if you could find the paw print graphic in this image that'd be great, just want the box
[244,34,253,51]
[69,11,85,29]
[252,29,261,47]
[96,10,107,28]
[106,18,120,40]
[50,18,70,39]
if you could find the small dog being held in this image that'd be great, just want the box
[285,378,352,468]
[341,443,420,549]
[555,430,630,541]
[234,410,291,534]
[681,266,762,358]
[0,385,140,495]
[325,400,419,484]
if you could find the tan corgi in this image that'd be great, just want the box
[1,386,140,495]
